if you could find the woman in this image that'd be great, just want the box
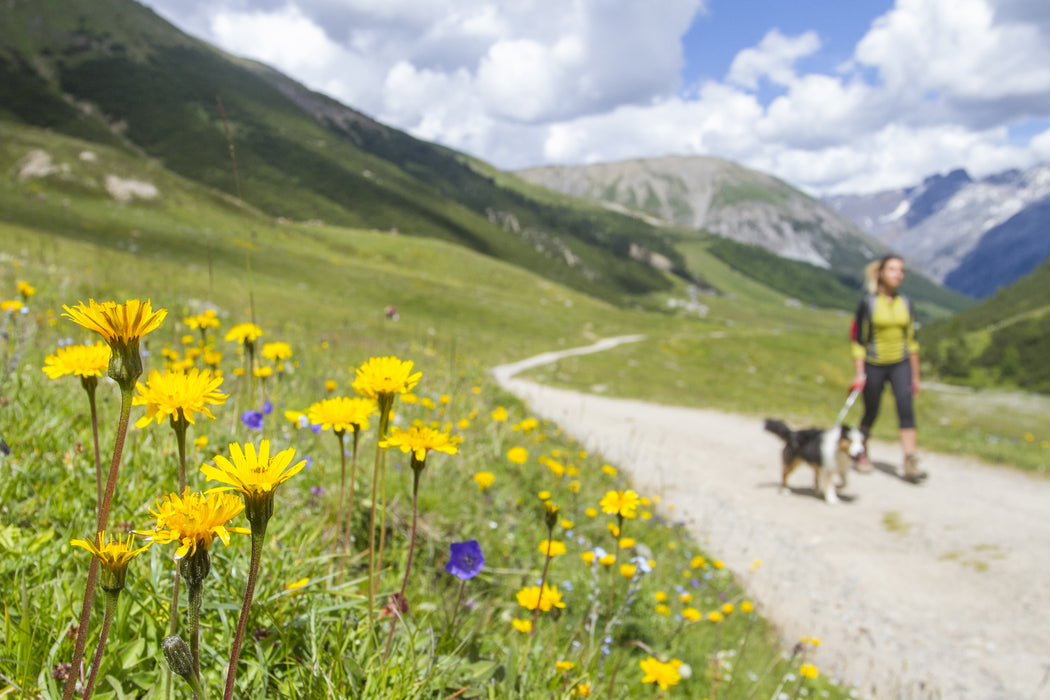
[849,254,926,482]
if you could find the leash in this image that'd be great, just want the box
[834,388,861,427]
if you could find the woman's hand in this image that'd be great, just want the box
[850,373,867,392]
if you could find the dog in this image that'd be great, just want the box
[763,419,866,504]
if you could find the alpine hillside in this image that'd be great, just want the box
[824,165,1050,298]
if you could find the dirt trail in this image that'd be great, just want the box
[493,336,1050,700]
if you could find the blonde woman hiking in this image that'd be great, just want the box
[849,254,927,483]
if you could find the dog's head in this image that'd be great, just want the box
[838,425,867,461]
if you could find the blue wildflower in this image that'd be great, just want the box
[445,540,485,580]
[261,399,274,415]
[241,410,264,431]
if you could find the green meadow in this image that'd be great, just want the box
[0,119,1045,699]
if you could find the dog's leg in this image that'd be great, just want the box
[820,470,840,504]
[780,455,798,494]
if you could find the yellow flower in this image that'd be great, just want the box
[201,440,306,529]
[560,519,573,530]
[654,591,668,603]
[286,577,310,592]
[194,435,209,450]
[133,368,228,428]
[324,379,338,392]
[352,356,421,400]
[581,551,595,564]
[380,424,461,462]
[708,611,724,623]
[184,309,220,330]
[261,342,292,361]
[679,592,692,603]
[713,559,724,570]
[202,349,223,367]
[1,300,23,312]
[538,539,567,557]
[511,618,532,633]
[682,607,702,621]
[598,553,616,566]
[515,583,566,612]
[253,366,273,379]
[639,657,683,690]
[601,464,617,476]
[224,322,263,345]
[741,601,754,613]
[491,406,508,422]
[538,490,551,501]
[584,507,598,518]
[64,299,166,347]
[16,281,35,298]
[555,660,574,673]
[473,471,495,490]
[507,446,529,464]
[722,603,735,615]
[307,396,377,433]
[568,480,581,493]
[607,522,620,538]
[543,458,565,477]
[800,663,819,679]
[619,563,636,578]
[655,604,671,615]
[139,489,248,559]
[42,342,111,379]
[70,531,150,592]
[619,537,635,548]
[574,683,591,696]
[600,489,639,519]
[690,556,707,569]
[457,418,470,429]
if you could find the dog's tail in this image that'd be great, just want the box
[763,419,792,443]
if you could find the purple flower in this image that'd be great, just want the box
[445,539,485,580]
[310,486,325,498]
[241,410,264,431]
[309,423,322,435]
[261,399,274,415]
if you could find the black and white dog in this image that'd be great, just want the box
[763,419,867,504]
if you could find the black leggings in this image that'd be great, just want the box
[860,360,915,432]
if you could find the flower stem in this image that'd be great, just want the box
[342,429,360,559]
[187,579,203,682]
[223,525,266,700]
[82,377,102,508]
[82,589,119,700]
[62,384,134,700]
[384,462,424,659]
[168,418,189,643]
[367,398,392,624]
[335,429,347,550]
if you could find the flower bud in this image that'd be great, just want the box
[163,636,204,697]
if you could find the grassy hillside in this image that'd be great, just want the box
[0,0,694,305]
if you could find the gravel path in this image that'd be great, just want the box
[493,336,1050,700]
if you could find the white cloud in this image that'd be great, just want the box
[726,29,821,89]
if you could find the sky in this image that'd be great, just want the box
[137,0,1050,195]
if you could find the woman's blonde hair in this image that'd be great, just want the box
[864,254,904,294]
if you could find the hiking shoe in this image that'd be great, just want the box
[902,454,927,483]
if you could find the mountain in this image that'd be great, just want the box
[824,166,1050,298]
[0,0,692,302]
[515,155,885,273]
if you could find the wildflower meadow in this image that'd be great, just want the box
[0,288,850,699]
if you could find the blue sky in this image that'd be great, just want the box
[138,0,1050,195]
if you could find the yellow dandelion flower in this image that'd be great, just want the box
[380,424,461,462]
[511,618,532,633]
[574,683,591,696]
[194,435,209,450]
[1,300,23,312]
[619,537,635,548]
[722,603,735,615]
[202,348,222,367]
[713,559,724,570]
[639,657,683,690]
[654,591,668,602]
[286,577,310,592]
[560,519,573,529]
[201,440,306,529]
[457,418,470,429]
[568,479,581,493]
[619,563,636,578]
[599,553,616,566]
[538,490,551,501]
[601,464,617,476]
[261,342,292,361]
[800,663,819,679]
[352,356,421,400]
[519,417,539,432]
[581,551,596,564]
[679,592,692,603]
[555,660,575,673]
[439,394,450,405]
[139,489,248,559]
[324,379,337,392]
[584,507,598,518]
[16,281,35,298]
[63,299,166,383]
[307,396,377,433]
[491,406,508,422]
[600,489,639,519]
[539,539,567,557]
[42,342,111,380]
[515,583,566,612]
[253,366,273,379]
[224,322,262,345]
[682,607,702,621]
[607,522,620,537]
[473,471,495,490]
[741,601,754,613]
[655,604,671,615]
[708,611,723,623]
[70,531,150,592]
[133,368,228,428]
[184,309,220,330]
[507,446,529,464]
[690,555,707,569]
